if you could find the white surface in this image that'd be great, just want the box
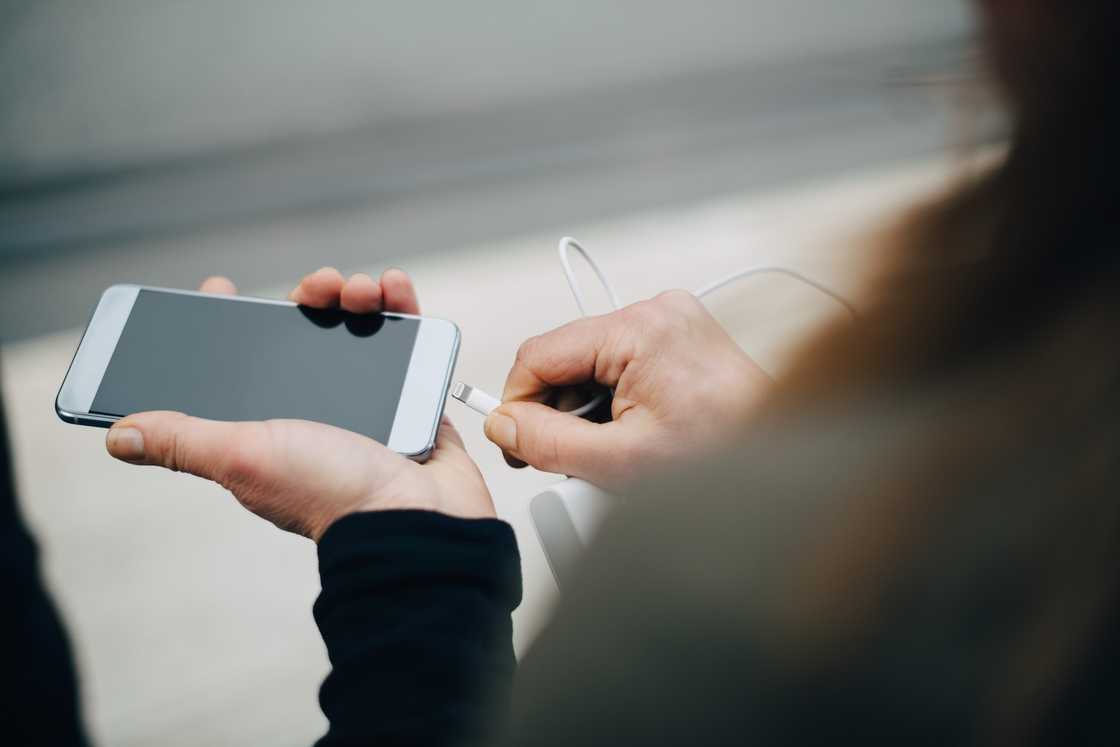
[2,156,958,745]
[547,480,614,547]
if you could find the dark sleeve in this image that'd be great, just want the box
[0,390,89,746]
[313,510,522,747]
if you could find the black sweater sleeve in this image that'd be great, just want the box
[1,390,89,746]
[313,510,522,747]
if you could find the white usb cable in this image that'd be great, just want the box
[451,236,857,418]
[450,382,502,416]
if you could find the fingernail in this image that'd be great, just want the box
[107,427,145,462]
[485,413,517,451]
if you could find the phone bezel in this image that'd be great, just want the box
[55,284,459,461]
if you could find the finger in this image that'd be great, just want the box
[501,314,627,404]
[380,268,420,315]
[199,276,238,295]
[289,267,345,307]
[435,415,467,450]
[484,401,629,483]
[339,272,383,314]
[105,411,265,488]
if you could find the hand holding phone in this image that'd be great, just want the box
[59,268,458,459]
[86,269,494,540]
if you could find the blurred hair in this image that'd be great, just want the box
[505,6,1118,745]
[763,1,1120,741]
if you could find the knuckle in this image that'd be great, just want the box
[162,428,185,472]
[552,420,588,473]
[656,288,693,305]
[538,430,563,473]
[628,299,673,337]
[648,290,704,334]
[515,335,541,366]
[527,415,589,475]
[150,413,188,472]
[655,288,703,316]
[621,298,651,318]
[512,333,546,371]
[515,332,572,382]
[221,424,266,487]
[621,299,656,325]
[142,414,191,473]
[520,413,560,471]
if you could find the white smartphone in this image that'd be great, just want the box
[56,285,460,461]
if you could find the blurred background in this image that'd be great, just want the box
[2,1,981,744]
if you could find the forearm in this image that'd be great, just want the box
[314,510,522,747]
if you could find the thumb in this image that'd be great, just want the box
[484,401,627,484]
[106,411,260,486]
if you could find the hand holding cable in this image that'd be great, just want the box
[483,289,773,490]
[456,237,856,490]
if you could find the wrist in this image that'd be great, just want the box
[354,471,496,527]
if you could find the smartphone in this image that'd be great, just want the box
[56,285,460,460]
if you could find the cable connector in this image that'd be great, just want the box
[451,382,502,416]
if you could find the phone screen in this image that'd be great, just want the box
[89,290,420,443]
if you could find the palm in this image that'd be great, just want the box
[219,418,491,539]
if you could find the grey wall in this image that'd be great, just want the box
[1,1,970,182]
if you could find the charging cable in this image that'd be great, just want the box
[452,236,857,419]
[450,382,502,417]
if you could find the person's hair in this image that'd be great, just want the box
[783,1,1119,396]
[763,1,1120,741]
